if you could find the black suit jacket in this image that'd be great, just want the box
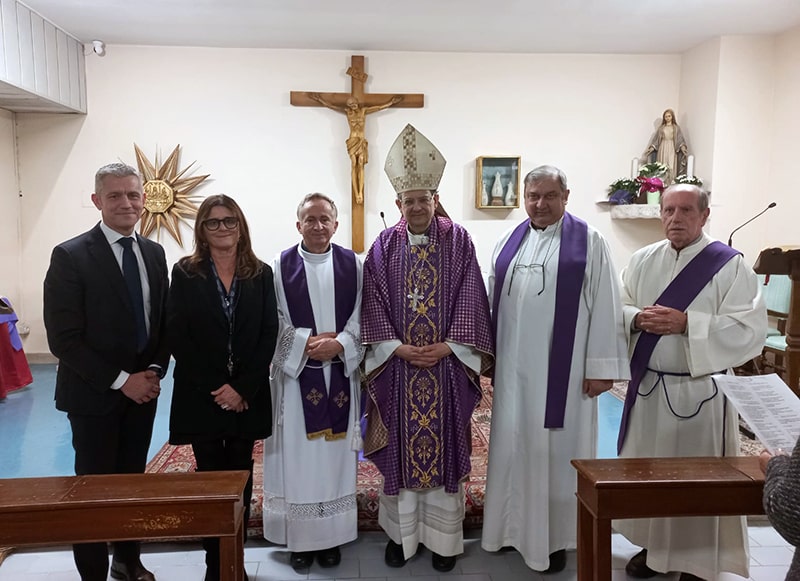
[43,223,170,415]
[167,259,278,444]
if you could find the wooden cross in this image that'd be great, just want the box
[291,55,424,253]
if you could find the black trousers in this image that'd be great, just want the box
[67,398,157,581]
[191,436,255,578]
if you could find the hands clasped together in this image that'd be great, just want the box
[395,343,453,369]
[121,369,161,404]
[306,332,344,361]
[635,305,688,336]
[212,383,248,413]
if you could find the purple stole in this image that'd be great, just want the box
[616,241,740,453]
[280,244,357,440]
[492,213,588,428]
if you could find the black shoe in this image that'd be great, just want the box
[543,549,566,574]
[109,559,155,581]
[317,546,341,568]
[625,549,659,578]
[384,540,407,567]
[431,552,456,572]
[679,574,705,581]
[290,551,314,572]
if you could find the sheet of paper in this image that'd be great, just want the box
[712,373,800,454]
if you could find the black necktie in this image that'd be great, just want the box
[118,237,147,352]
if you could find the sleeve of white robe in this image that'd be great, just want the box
[582,229,631,381]
[271,255,312,380]
[269,254,311,429]
[334,256,365,451]
[620,251,644,342]
[336,256,364,378]
[684,255,767,376]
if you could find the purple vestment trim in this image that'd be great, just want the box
[616,241,740,453]
[280,244,357,439]
[0,298,22,351]
[361,217,494,495]
[492,213,588,428]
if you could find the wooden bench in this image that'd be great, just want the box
[0,470,249,581]
[571,456,764,581]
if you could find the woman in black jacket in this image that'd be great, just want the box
[167,194,278,581]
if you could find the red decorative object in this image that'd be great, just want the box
[636,176,664,194]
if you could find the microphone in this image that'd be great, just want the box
[380,211,388,230]
[727,202,776,247]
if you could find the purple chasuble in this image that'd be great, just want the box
[280,243,357,440]
[361,217,494,495]
[616,241,740,453]
[492,213,588,428]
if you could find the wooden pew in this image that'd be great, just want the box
[0,470,249,581]
[571,456,764,581]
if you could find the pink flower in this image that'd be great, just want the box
[636,176,664,193]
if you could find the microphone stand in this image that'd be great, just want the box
[727,202,776,247]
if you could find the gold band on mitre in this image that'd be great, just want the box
[384,124,446,195]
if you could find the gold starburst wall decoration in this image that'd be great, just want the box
[134,144,210,246]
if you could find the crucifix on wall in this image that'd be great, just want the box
[290,55,424,252]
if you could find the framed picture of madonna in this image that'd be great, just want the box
[475,156,521,209]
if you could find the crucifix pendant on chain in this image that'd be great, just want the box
[407,287,424,311]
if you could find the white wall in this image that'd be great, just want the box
[770,26,800,255]
[679,37,721,192]
[710,36,776,262]
[15,47,684,354]
[0,108,21,311]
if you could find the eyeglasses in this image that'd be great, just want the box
[203,217,239,231]
[508,263,546,296]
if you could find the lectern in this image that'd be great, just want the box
[753,246,800,396]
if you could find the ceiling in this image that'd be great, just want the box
[19,0,800,55]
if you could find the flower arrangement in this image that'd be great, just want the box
[608,162,668,205]
[608,178,639,205]
[674,174,704,186]
[638,162,668,178]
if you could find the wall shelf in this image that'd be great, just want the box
[610,204,660,219]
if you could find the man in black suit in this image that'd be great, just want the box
[43,162,169,581]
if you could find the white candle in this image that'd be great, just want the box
[687,155,695,178]
[631,157,639,179]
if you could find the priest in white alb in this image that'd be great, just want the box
[482,165,630,573]
[616,184,767,581]
[262,193,363,572]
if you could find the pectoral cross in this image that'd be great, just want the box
[407,287,424,311]
[291,56,424,253]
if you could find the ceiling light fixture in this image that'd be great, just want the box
[92,40,106,57]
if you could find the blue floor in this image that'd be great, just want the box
[0,363,621,479]
[0,363,173,478]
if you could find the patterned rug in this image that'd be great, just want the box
[145,377,493,537]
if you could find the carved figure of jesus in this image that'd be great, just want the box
[310,93,403,205]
